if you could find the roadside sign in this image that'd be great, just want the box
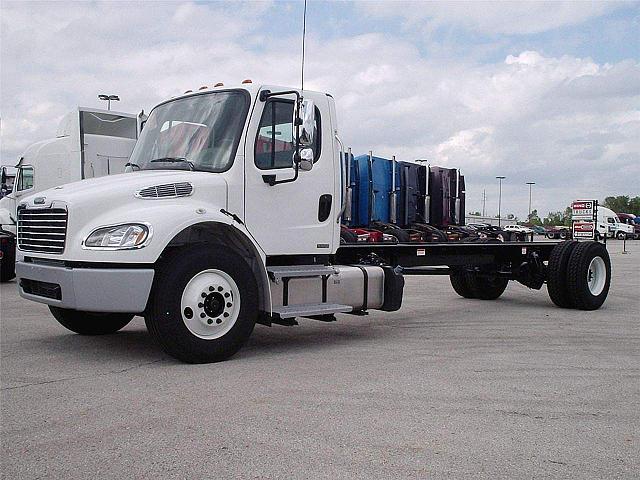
[573,221,595,239]
[571,199,598,241]
[571,200,595,220]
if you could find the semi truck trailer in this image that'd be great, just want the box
[13,83,612,363]
[0,107,146,282]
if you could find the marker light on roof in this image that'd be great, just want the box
[242,79,252,84]
[199,86,208,90]
[214,82,224,87]
[184,90,193,94]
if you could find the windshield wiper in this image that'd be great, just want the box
[149,157,195,171]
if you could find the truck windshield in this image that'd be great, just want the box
[130,91,249,173]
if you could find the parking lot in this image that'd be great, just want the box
[1,240,638,479]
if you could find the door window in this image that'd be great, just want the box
[255,100,321,170]
[16,166,34,191]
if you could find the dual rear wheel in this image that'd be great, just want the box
[547,240,611,310]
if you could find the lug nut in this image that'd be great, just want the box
[201,292,207,298]
[218,286,223,292]
[209,286,214,292]
[216,318,222,324]
[200,313,206,318]
[223,312,229,318]
[207,319,213,325]
[224,292,230,298]
[198,302,203,308]
[226,303,232,308]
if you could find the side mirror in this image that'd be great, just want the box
[1,169,5,185]
[294,99,316,148]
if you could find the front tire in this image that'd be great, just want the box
[49,306,134,335]
[145,246,258,363]
[616,231,626,240]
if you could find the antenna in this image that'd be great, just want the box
[301,0,307,91]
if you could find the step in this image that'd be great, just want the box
[272,303,353,319]
[267,265,339,283]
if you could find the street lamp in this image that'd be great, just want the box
[496,176,506,227]
[98,94,120,111]
[526,182,535,220]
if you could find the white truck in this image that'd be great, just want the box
[595,206,634,240]
[0,107,145,281]
[14,83,613,363]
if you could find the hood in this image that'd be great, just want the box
[19,170,228,209]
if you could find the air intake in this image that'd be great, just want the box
[135,182,193,199]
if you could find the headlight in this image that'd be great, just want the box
[83,223,150,249]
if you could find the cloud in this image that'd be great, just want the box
[1,1,638,219]
[362,1,622,36]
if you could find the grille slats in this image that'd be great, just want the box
[136,182,193,199]
[17,207,68,254]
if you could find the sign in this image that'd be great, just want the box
[571,200,596,220]
[573,221,595,239]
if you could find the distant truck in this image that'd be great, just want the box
[0,107,145,281]
[595,206,634,240]
[616,213,640,240]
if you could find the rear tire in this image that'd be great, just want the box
[49,307,134,335]
[145,246,258,363]
[450,270,475,298]
[546,240,578,308]
[466,274,508,300]
[566,241,611,310]
[616,231,626,240]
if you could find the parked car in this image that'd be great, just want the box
[529,225,547,235]
[504,224,533,234]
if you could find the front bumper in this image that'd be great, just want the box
[16,260,154,313]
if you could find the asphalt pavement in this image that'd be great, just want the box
[1,240,639,479]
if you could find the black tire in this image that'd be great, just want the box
[566,241,611,311]
[616,231,626,240]
[466,274,509,300]
[546,240,578,308]
[0,238,16,282]
[450,270,475,298]
[145,246,258,363]
[49,306,134,335]
[559,230,568,239]
[388,229,411,243]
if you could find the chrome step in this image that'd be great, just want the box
[272,303,352,319]
[267,265,339,283]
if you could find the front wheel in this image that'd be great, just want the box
[49,307,134,335]
[616,231,626,240]
[145,246,258,363]
[566,241,611,310]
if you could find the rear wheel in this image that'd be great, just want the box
[466,273,508,300]
[616,231,626,240]
[49,307,134,335]
[450,270,475,298]
[145,246,258,363]
[566,241,611,310]
[546,240,578,308]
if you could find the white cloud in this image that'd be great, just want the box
[1,1,638,219]
[362,1,621,36]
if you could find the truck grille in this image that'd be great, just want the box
[17,207,68,254]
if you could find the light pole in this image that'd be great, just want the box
[526,182,535,220]
[98,94,120,111]
[496,176,506,227]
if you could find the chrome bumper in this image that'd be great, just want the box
[16,261,154,313]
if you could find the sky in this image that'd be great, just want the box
[1,0,639,219]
